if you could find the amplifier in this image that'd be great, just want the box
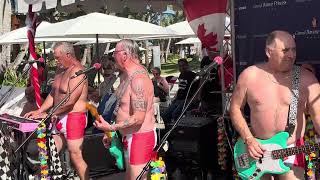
[82,133,120,177]
[165,116,218,170]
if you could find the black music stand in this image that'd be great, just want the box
[14,75,88,180]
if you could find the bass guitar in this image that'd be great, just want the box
[86,102,124,170]
[234,132,319,180]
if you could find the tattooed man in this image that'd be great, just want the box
[94,39,156,180]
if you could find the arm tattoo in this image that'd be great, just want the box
[114,118,137,129]
[132,100,147,111]
[132,82,148,112]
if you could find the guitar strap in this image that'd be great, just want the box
[286,65,301,135]
[113,69,148,119]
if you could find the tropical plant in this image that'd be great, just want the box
[2,68,28,87]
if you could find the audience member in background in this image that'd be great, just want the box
[99,56,118,98]
[20,86,40,116]
[162,58,198,123]
[152,67,170,102]
[194,56,222,115]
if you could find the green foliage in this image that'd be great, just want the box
[2,68,28,87]
[167,54,180,62]
[161,54,200,76]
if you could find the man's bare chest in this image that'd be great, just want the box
[248,82,292,109]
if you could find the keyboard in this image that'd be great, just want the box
[0,114,40,133]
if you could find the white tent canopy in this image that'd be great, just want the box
[36,12,178,39]
[175,37,201,45]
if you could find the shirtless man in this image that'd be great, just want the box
[230,30,320,179]
[24,42,89,180]
[94,39,155,180]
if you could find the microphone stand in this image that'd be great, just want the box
[136,74,211,180]
[0,65,32,108]
[15,74,88,153]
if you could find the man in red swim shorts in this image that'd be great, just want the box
[94,39,156,180]
[25,42,89,180]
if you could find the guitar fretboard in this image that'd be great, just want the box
[272,144,320,159]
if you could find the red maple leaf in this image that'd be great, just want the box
[197,23,218,52]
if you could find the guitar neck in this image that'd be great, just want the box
[272,143,320,159]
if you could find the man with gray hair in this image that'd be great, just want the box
[94,39,156,180]
[25,42,89,180]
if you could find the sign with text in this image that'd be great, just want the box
[235,0,320,77]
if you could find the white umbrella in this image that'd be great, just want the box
[36,12,177,39]
[106,47,146,54]
[166,21,196,37]
[175,37,201,45]
[74,38,121,46]
[167,17,231,38]
[0,37,118,45]
[0,21,52,44]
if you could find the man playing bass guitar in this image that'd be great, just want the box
[230,30,320,179]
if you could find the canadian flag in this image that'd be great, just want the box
[183,0,227,56]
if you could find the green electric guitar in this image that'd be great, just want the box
[86,103,124,170]
[234,132,320,180]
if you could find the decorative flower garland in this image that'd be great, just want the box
[37,122,49,180]
[217,117,228,170]
[150,156,167,180]
[304,114,318,180]
[232,135,240,179]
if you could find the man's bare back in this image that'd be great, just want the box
[242,64,311,144]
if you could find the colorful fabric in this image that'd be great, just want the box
[183,0,227,55]
[26,5,41,108]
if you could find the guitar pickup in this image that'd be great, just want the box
[237,153,250,168]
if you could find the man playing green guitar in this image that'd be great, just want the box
[230,30,320,179]
[94,39,156,180]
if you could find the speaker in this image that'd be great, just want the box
[82,133,120,177]
[165,117,218,170]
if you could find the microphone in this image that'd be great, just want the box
[20,58,45,65]
[194,56,223,80]
[71,63,102,79]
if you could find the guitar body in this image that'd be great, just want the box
[86,99,125,170]
[234,132,291,180]
[109,131,125,170]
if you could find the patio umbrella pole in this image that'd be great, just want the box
[96,34,101,85]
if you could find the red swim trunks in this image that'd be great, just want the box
[122,130,157,165]
[53,112,87,140]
